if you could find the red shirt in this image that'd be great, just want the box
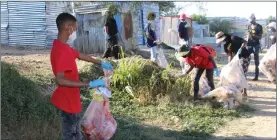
[185,47,214,69]
[50,40,81,113]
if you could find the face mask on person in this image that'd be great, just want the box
[67,26,77,46]
[69,31,77,42]
[149,20,156,30]
[221,41,226,46]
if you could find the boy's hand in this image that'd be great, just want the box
[89,79,106,89]
[101,62,113,71]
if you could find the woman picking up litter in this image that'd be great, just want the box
[178,44,220,102]
[215,31,249,101]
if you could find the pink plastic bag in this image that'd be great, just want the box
[81,69,116,140]
[81,98,117,140]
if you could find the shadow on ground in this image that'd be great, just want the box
[112,116,210,140]
[213,136,276,140]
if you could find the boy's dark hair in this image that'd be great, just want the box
[56,13,77,31]
[147,12,156,21]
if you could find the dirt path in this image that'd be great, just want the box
[213,64,276,140]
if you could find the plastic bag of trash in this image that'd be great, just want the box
[259,44,276,82]
[157,48,168,68]
[202,85,242,109]
[81,98,117,140]
[219,53,248,89]
[81,69,117,140]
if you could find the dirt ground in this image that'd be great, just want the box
[1,46,276,140]
[212,66,276,140]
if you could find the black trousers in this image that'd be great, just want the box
[103,35,120,59]
[193,68,215,100]
[247,44,260,79]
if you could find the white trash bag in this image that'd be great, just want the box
[259,43,276,82]
[202,85,242,109]
[219,53,248,90]
[157,48,169,68]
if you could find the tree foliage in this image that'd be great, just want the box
[209,18,235,36]
[190,14,209,24]
[162,6,182,16]
[268,15,276,21]
[158,2,176,16]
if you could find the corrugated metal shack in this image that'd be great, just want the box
[8,2,46,47]
[73,2,160,53]
[0,1,159,51]
[46,2,73,46]
[160,16,192,46]
[1,2,8,46]
[0,1,72,47]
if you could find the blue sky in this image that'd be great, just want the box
[175,2,276,19]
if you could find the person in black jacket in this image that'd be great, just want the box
[103,5,120,59]
[247,14,263,81]
[216,31,250,101]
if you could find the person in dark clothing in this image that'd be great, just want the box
[247,14,263,81]
[178,13,191,47]
[103,5,120,59]
[144,12,158,63]
[216,31,249,100]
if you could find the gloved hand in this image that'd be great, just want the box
[100,62,113,71]
[89,79,106,89]
[214,68,220,77]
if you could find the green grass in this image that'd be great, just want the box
[1,62,60,140]
[1,55,254,140]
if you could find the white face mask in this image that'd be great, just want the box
[221,41,226,46]
[68,31,77,46]
[149,20,156,30]
[69,31,77,42]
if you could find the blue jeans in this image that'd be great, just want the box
[59,109,83,140]
[247,44,260,78]
[150,46,157,62]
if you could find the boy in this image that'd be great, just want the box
[50,13,113,140]
[179,44,220,102]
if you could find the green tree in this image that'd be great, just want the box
[158,2,176,16]
[158,2,207,16]
[190,14,209,24]
[209,18,235,36]
[268,15,276,21]
[162,6,182,16]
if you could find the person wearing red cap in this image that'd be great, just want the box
[178,13,191,47]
